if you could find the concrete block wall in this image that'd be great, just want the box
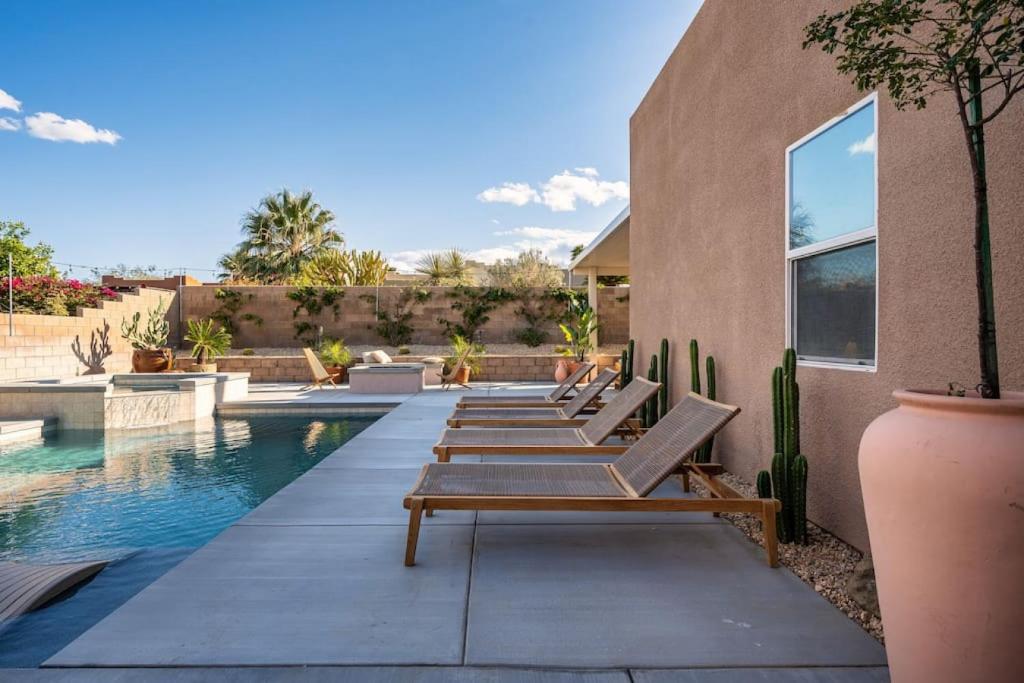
[178,285,630,348]
[0,288,178,382]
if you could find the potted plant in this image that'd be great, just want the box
[121,300,173,373]
[805,5,1023,682]
[319,338,352,381]
[556,298,598,382]
[446,334,483,384]
[184,318,231,372]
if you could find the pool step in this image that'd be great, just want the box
[0,418,57,444]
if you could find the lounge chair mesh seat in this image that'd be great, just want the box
[448,368,618,422]
[414,463,623,497]
[458,362,595,405]
[436,378,659,452]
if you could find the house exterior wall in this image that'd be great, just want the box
[629,0,1024,549]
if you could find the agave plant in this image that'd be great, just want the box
[293,249,391,286]
[184,318,232,365]
[415,248,472,285]
[318,338,352,368]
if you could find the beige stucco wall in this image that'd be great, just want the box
[629,0,1024,549]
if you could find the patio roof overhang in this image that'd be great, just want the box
[569,205,630,276]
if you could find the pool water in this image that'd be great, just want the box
[0,416,378,563]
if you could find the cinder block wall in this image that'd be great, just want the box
[0,288,178,382]
[178,285,630,348]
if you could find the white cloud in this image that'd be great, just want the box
[0,88,21,112]
[539,170,629,211]
[0,117,20,131]
[847,132,876,156]
[476,168,628,212]
[476,182,538,206]
[24,112,121,144]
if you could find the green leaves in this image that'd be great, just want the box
[185,318,232,361]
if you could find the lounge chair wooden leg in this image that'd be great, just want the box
[680,471,691,492]
[405,498,424,566]
[436,449,451,463]
[761,500,779,568]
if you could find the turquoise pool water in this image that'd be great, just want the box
[0,416,378,563]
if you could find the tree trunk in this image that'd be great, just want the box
[966,66,1001,399]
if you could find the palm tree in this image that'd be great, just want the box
[223,189,343,283]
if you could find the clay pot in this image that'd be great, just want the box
[859,389,1024,682]
[327,366,347,382]
[554,360,582,383]
[132,348,173,373]
[453,367,471,384]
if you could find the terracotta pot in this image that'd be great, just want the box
[327,366,347,382]
[859,389,1024,682]
[554,360,582,383]
[193,363,218,373]
[132,348,173,373]
[454,367,471,384]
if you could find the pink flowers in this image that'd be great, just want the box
[1,275,119,315]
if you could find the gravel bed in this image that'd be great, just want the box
[229,344,624,357]
[691,472,885,643]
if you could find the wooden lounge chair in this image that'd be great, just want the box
[405,393,781,567]
[456,362,596,408]
[433,377,660,461]
[302,348,340,389]
[438,345,474,391]
[446,368,620,427]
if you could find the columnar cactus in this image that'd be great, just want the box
[658,338,669,420]
[757,347,809,544]
[624,339,635,387]
[688,339,718,463]
[644,354,659,427]
[756,470,773,499]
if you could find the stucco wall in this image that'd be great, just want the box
[179,285,629,348]
[629,0,1024,550]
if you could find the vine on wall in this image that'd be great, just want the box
[287,286,345,343]
[437,286,516,341]
[210,288,264,334]
[359,287,432,346]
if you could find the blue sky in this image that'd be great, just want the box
[0,0,702,279]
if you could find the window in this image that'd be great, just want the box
[786,94,877,369]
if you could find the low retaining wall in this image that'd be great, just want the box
[176,353,619,384]
[0,289,179,383]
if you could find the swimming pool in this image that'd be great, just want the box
[0,415,378,563]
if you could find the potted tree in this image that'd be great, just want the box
[446,334,483,384]
[184,318,232,372]
[556,299,598,382]
[121,300,173,373]
[805,4,1023,682]
[319,338,353,382]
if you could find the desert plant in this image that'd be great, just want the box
[446,334,485,375]
[486,249,564,289]
[689,339,718,463]
[241,348,255,356]
[121,301,170,350]
[319,338,352,368]
[621,339,635,388]
[185,319,232,365]
[757,348,809,545]
[416,249,473,285]
[397,345,411,355]
[658,338,670,420]
[804,0,1024,399]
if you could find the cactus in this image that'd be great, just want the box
[644,354,659,427]
[761,348,808,544]
[658,338,669,420]
[756,470,773,499]
[624,339,635,387]
[689,339,700,394]
[619,349,628,387]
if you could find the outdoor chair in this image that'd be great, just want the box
[433,377,659,461]
[446,368,619,427]
[439,345,474,391]
[455,362,596,408]
[404,393,781,567]
[302,348,340,389]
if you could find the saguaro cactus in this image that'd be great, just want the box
[757,348,809,544]
[658,338,669,420]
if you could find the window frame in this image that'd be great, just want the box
[784,92,879,372]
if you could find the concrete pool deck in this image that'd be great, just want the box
[27,385,887,680]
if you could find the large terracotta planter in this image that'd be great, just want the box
[131,348,173,373]
[554,360,582,383]
[453,367,471,384]
[859,389,1024,682]
[327,366,347,382]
